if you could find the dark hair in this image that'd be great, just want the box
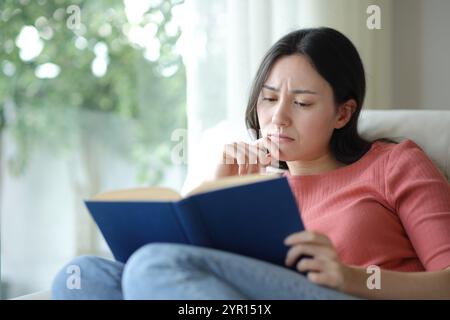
[245,27,397,170]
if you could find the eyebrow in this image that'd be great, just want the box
[262,84,318,95]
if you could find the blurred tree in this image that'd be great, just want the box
[0,0,186,184]
[0,0,187,256]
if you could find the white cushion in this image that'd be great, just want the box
[359,109,450,181]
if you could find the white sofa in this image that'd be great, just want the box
[12,109,450,300]
[358,109,450,180]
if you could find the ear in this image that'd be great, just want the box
[334,99,357,129]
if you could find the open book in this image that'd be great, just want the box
[84,173,304,269]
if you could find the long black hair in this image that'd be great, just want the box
[245,27,397,170]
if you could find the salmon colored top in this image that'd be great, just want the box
[283,139,450,272]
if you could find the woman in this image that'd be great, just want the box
[52,27,450,300]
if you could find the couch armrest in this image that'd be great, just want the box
[11,290,51,300]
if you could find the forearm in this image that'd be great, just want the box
[343,266,450,299]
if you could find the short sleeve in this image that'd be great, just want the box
[385,139,450,271]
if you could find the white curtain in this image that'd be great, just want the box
[180,0,394,194]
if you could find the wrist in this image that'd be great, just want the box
[340,264,363,295]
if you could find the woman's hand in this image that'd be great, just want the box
[284,230,353,292]
[213,137,279,179]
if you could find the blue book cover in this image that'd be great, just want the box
[84,174,304,269]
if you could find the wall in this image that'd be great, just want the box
[392,0,450,110]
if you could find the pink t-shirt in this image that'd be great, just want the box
[283,139,450,272]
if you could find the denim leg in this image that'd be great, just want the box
[122,243,359,300]
[122,244,247,299]
[51,255,124,300]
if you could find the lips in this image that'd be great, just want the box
[268,133,295,141]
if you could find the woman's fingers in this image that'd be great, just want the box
[217,139,276,177]
[243,143,263,175]
[255,136,280,163]
[285,243,337,267]
[222,143,236,164]
[235,142,247,166]
[283,230,350,290]
[234,143,248,176]
[296,257,324,273]
[235,142,271,175]
[247,162,263,174]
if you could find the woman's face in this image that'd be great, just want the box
[256,54,353,165]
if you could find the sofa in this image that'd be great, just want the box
[12,109,450,299]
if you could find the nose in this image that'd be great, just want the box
[271,98,291,128]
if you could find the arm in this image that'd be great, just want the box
[284,141,450,299]
[344,265,450,300]
[284,231,450,299]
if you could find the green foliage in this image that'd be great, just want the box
[0,0,186,184]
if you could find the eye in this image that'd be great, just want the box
[294,101,311,107]
[262,97,277,102]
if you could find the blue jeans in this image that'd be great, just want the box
[52,243,358,300]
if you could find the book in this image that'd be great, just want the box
[84,173,305,269]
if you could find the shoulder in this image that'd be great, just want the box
[373,139,426,163]
[368,138,443,178]
[383,139,429,163]
[374,138,420,153]
[383,139,448,181]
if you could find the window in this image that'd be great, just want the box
[0,0,186,299]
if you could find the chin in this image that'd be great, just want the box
[270,153,291,163]
[274,152,301,163]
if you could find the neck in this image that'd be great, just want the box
[286,152,346,176]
